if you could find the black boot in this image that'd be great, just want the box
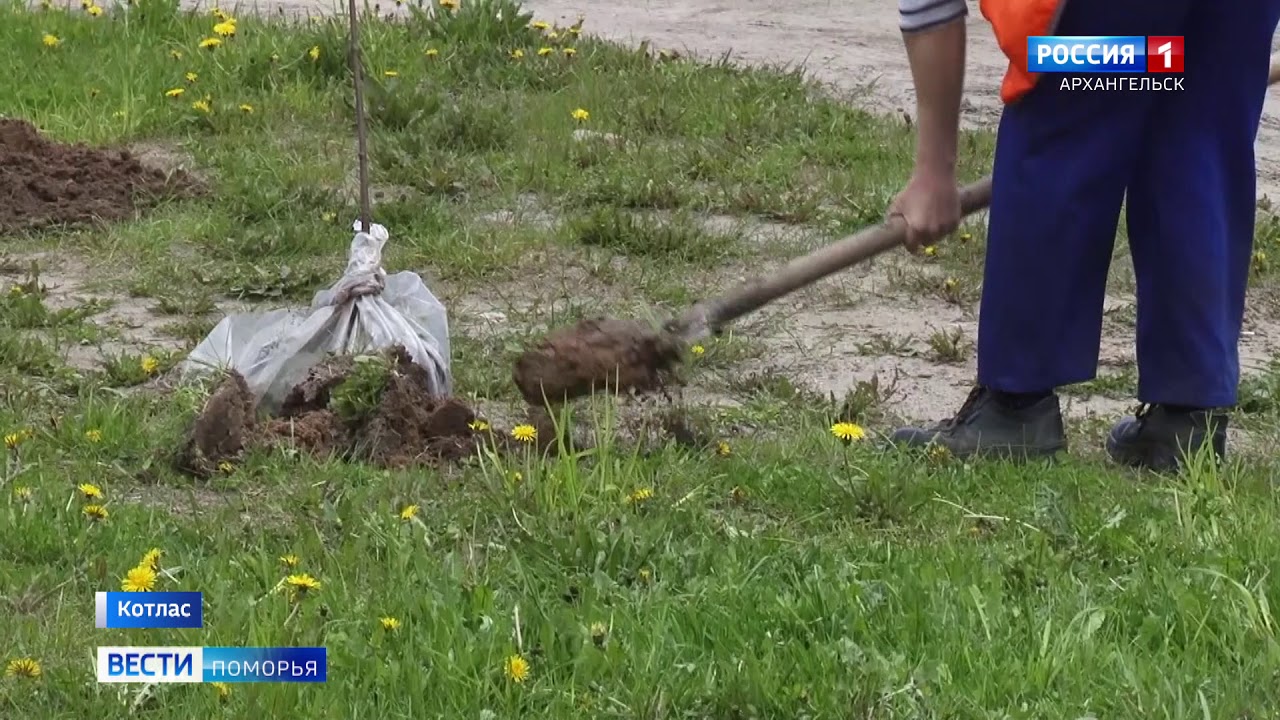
[1105,404,1228,472]
[889,386,1067,460]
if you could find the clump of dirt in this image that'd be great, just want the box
[513,317,685,405]
[0,118,201,233]
[176,370,257,478]
[175,347,513,476]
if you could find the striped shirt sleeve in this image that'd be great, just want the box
[899,0,968,33]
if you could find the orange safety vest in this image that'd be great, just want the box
[979,0,1065,103]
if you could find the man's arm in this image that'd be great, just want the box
[899,0,967,176]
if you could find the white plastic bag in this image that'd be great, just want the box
[181,220,451,413]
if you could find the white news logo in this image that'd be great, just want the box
[96,647,203,683]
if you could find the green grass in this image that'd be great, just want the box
[6,0,1280,717]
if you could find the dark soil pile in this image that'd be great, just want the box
[175,347,521,476]
[0,118,201,233]
[512,317,684,405]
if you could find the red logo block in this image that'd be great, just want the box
[1147,36,1184,73]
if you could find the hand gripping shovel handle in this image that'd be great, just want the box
[671,54,1280,344]
[670,178,992,343]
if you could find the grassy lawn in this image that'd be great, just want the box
[5,0,1280,717]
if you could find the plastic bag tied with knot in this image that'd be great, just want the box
[181,220,452,413]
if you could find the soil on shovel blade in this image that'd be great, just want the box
[512,317,684,405]
[175,347,519,477]
[0,118,200,233]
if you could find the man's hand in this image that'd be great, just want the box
[889,167,961,251]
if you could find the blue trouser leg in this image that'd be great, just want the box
[1124,1,1280,407]
[977,0,1195,393]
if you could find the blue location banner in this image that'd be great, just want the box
[96,591,203,629]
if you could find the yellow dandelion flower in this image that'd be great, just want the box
[537,46,553,56]
[548,31,558,40]
[78,483,103,500]
[589,621,607,646]
[438,0,457,8]
[165,87,185,98]
[926,443,952,464]
[308,45,321,61]
[399,504,419,521]
[383,70,399,77]
[568,26,581,36]
[380,616,401,630]
[424,48,439,57]
[943,277,959,291]
[285,573,321,598]
[279,554,300,567]
[690,344,705,356]
[14,486,32,502]
[563,47,576,56]
[959,231,972,242]
[511,424,537,443]
[468,419,490,432]
[239,103,253,113]
[8,285,23,297]
[503,653,529,683]
[86,4,102,16]
[571,108,589,122]
[626,487,654,504]
[716,440,731,456]
[5,432,23,450]
[199,37,222,50]
[4,658,41,679]
[830,421,866,444]
[638,567,652,583]
[42,34,61,48]
[509,470,523,483]
[185,72,198,83]
[212,7,229,20]
[83,504,109,521]
[531,20,549,30]
[85,429,103,443]
[170,49,183,60]
[321,211,336,223]
[213,21,236,37]
[140,355,159,374]
[270,52,280,62]
[141,548,163,570]
[923,245,937,257]
[191,100,212,114]
[121,564,157,592]
[511,48,525,59]
[211,681,231,700]
[217,460,234,474]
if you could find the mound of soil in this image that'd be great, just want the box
[175,347,521,476]
[0,118,200,233]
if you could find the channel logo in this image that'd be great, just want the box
[1027,35,1184,73]
[96,647,327,683]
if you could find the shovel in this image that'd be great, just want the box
[513,57,1280,406]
